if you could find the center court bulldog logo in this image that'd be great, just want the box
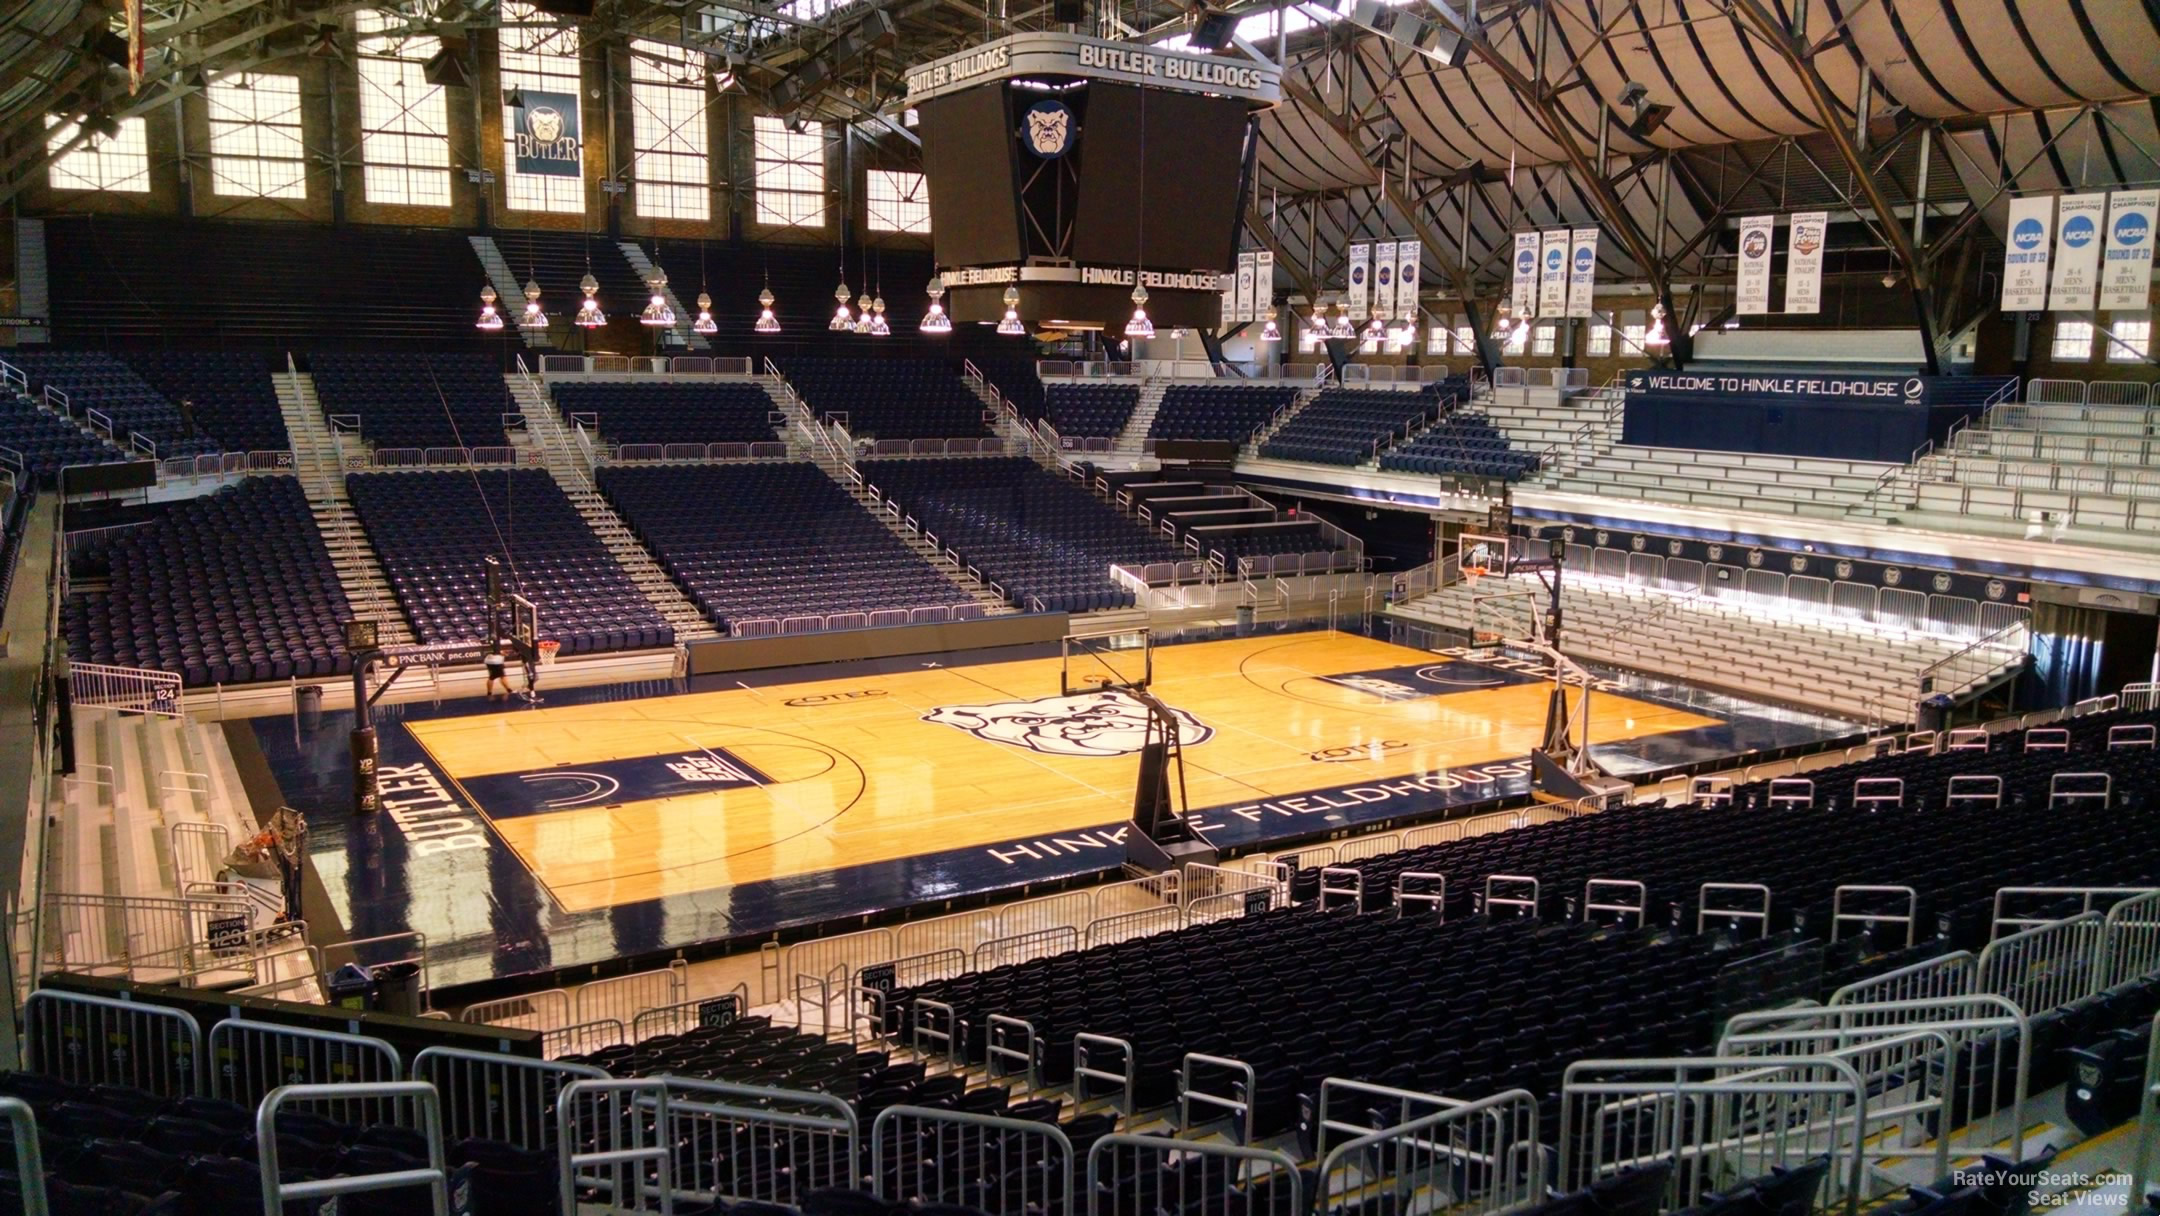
[1022,100,1074,158]
[923,690,1212,757]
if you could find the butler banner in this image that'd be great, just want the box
[2100,191,2157,312]
[1346,243,1370,320]
[1785,211,1827,314]
[1566,228,1598,319]
[512,90,582,177]
[1511,234,1539,319]
[1373,241,1398,321]
[1396,241,1419,321]
[2001,196,2053,311]
[1736,216,1774,315]
[2049,192,2107,311]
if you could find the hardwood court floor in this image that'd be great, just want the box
[406,632,1718,912]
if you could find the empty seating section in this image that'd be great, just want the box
[970,357,1046,423]
[1888,400,2160,535]
[550,380,779,447]
[7,351,219,459]
[1378,415,1541,480]
[63,478,350,685]
[779,358,989,439]
[311,352,511,451]
[1260,388,1441,465]
[0,386,123,484]
[1547,445,1892,517]
[348,469,671,653]
[124,351,290,454]
[1148,384,1298,442]
[596,463,959,630]
[1195,522,1333,567]
[1043,385,1139,440]
[861,457,1183,612]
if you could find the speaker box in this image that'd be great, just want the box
[1052,0,1085,23]
[1186,7,1238,50]
[529,0,595,13]
[423,42,472,87]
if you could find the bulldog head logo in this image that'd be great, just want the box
[923,690,1212,757]
[1024,101,1072,157]
[527,106,566,145]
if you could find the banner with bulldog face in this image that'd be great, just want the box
[512,89,582,178]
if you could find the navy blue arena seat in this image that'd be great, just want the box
[1147,384,1299,443]
[776,358,990,439]
[969,358,1045,423]
[1259,387,1450,466]
[858,457,1184,612]
[0,386,126,486]
[62,477,350,686]
[311,352,511,450]
[1042,385,1139,441]
[549,381,780,447]
[1377,414,1542,481]
[347,469,671,654]
[596,463,960,630]
[6,351,220,459]
[124,351,290,454]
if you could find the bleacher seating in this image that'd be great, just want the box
[1377,414,1541,480]
[63,477,351,685]
[549,381,780,447]
[0,387,125,485]
[1191,522,1332,567]
[596,463,961,631]
[348,469,671,654]
[1259,388,1443,465]
[777,358,990,439]
[1147,384,1299,443]
[859,457,1184,612]
[6,351,220,460]
[311,353,511,451]
[1869,398,2160,537]
[124,351,290,454]
[1043,385,1139,441]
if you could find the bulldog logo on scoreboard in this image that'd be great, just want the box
[924,690,1212,757]
[1021,100,1074,158]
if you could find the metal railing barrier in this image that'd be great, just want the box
[873,1105,1074,1216]
[22,987,203,1096]
[411,1045,607,1152]
[260,1081,448,1215]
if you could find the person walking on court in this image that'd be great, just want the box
[485,644,512,701]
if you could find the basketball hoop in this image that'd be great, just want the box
[1464,565,1488,588]
[537,639,560,667]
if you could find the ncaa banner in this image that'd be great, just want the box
[1537,230,1569,317]
[512,89,582,177]
[1565,228,1598,319]
[1510,233,1539,319]
[1219,270,1237,330]
[2001,196,2053,311]
[1736,216,1774,315]
[1254,251,1275,320]
[2048,193,2107,311]
[2099,191,2156,312]
[1234,252,1257,323]
[1396,241,1420,322]
[1784,211,1827,314]
[1373,241,1398,321]
[1346,243,1371,320]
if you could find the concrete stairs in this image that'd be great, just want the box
[1241,385,1322,458]
[961,370,1065,473]
[1112,382,1167,454]
[503,373,717,641]
[275,369,414,646]
[616,242,705,351]
[12,218,49,343]
[469,236,554,349]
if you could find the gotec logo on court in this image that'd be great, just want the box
[783,689,888,707]
[923,690,1211,757]
[1309,740,1409,763]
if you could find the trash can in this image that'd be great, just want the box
[372,961,423,1017]
[326,962,376,1012]
[295,683,324,731]
[1915,692,1955,735]
[1235,604,1256,631]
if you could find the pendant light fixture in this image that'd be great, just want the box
[1308,299,1328,336]
[830,261,853,331]
[754,283,781,334]
[1126,80,1151,344]
[920,276,952,334]
[1124,283,1154,339]
[1329,301,1356,339]
[692,291,717,335]
[868,294,891,336]
[1259,307,1281,343]
[475,284,504,330]
[639,263,675,327]
[1489,302,1512,342]
[574,271,606,328]
[1644,301,1670,348]
[519,278,548,330]
[997,285,1025,335]
[853,292,874,335]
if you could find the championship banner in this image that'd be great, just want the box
[1565,228,1598,319]
[1510,234,1539,319]
[1234,252,1257,323]
[1219,271,1237,330]
[2001,195,2053,311]
[1784,211,1827,314]
[1372,241,1398,321]
[1346,243,1370,320]
[1254,250,1275,320]
[512,89,583,177]
[1538,230,1569,317]
[2049,193,2107,311]
[1736,216,1774,315]
[1396,241,1420,321]
[2100,190,2157,312]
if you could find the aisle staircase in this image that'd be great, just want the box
[274,365,413,645]
[503,370,716,642]
[1112,382,1167,454]
[1241,385,1323,458]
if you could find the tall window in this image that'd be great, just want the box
[1621,311,1646,355]
[46,115,150,191]
[500,1,583,213]
[753,116,825,227]
[1587,322,1613,356]
[629,39,709,221]
[355,12,450,206]
[1426,326,1449,356]
[866,169,928,234]
[1531,323,1556,356]
[1453,324,1474,355]
[2106,316,2150,362]
[2051,317,2093,362]
[207,74,307,199]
